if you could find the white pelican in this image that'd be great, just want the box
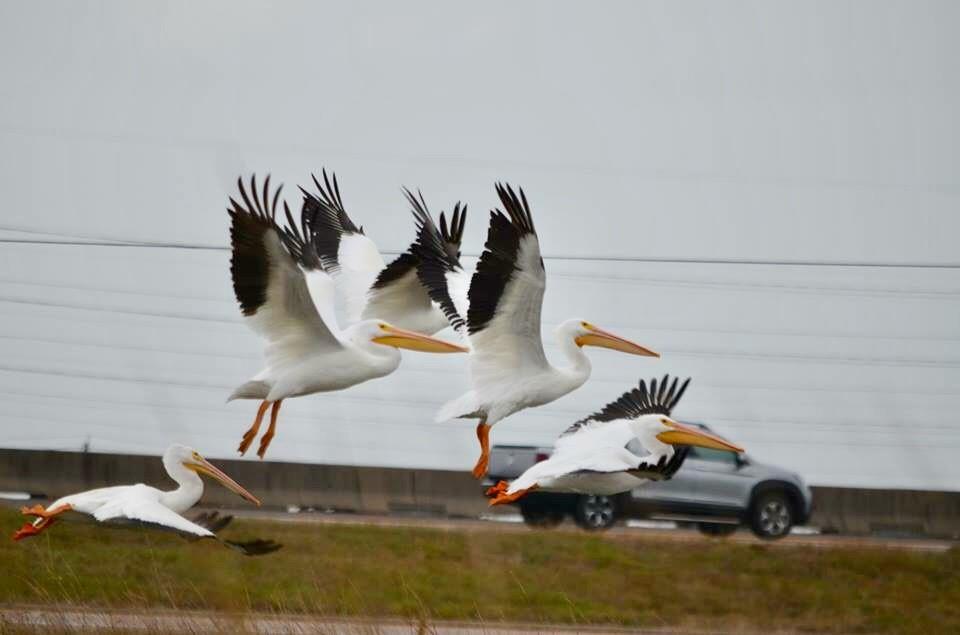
[226,176,468,458]
[11,445,280,556]
[486,375,744,505]
[410,184,661,478]
[299,170,468,334]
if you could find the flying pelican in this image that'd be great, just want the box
[299,170,467,334]
[11,445,280,556]
[486,375,744,505]
[226,176,468,458]
[410,184,661,478]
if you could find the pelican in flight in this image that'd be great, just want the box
[12,445,280,556]
[300,170,468,334]
[486,375,744,505]
[226,176,468,458]
[411,184,661,478]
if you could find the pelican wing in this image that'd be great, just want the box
[503,445,643,495]
[409,189,470,331]
[301,172,456,329]
[557,375,692,446]
[626,446,690,481]
[91,485,213,537]
[466,185,548,382]
[95,494,281,556]
[229,176,344,372]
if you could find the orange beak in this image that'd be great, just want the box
[656,419,744,453]
[373,323,468,353]
[575,324,659,357]
[186,456,261,506]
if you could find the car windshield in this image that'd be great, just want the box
[689,447,738,463]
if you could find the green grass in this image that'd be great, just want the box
[1,507,959,633]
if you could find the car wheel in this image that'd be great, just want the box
[519,502,564,529]
[698,523,738,537]
[750,491,794,540]
[574,495,617,531]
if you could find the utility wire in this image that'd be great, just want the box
[3,233,960,269]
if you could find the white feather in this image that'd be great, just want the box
[330,232,385,324]
[245,230,344,380]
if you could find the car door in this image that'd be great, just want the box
[680,447,753,509]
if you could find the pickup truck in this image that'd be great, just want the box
[484,424,812,539]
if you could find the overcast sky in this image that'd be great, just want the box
[2,1,958,490]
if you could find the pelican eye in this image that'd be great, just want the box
[581,321,591,329]
[192,452,202,460]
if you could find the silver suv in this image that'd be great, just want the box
[485,424,813,540]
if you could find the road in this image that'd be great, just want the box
[0,607,824,634]
[227,509,957,553]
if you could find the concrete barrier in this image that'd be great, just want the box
[0,449,485,517]
[2,449,959,538]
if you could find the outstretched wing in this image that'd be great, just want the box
[301,171,448,330]
[466,184,548,384]
[559,375,692,441]
[228,175,344,372]
[299,170,385,323]
[409,189,470,332]
[92,487,214,538]
[95,493,281,556]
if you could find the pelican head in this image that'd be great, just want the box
[164,445,262,506]
[362,320,468,353]
[563,319,659,357]
[628,415,744,453]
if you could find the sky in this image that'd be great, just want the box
[1,1,958,490]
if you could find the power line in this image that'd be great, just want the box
[3,234,960,269]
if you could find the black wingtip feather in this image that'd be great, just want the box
[299,169,364,272]
[466,183,540,335]
[567,375,693,430]
[228,174,296,316]
[627,445,691,481]
[408,188,467,331]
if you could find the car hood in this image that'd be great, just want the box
[738,454,806,486]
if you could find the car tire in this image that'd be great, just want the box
[697,523,738,537]
[519,502,565,529]
[750,490,794,540]
[573,495,617,531]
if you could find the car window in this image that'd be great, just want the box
[688,447,738,463]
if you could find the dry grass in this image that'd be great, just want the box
[1,507,959,633]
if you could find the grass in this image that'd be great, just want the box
[1,508,959,633]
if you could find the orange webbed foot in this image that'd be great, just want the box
[13,523,41,541]
[237,430,257,456]
[485,480,509,498]
[256,433,274,460]
[489,485,537,507]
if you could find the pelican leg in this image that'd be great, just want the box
[19,504,48,518]
[238,400,271,456]
[471,422,492,479]
[489,485,537,506]
[12,504,72,541]
[256,399,283,459]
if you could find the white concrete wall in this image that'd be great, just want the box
[2,1,958,490]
